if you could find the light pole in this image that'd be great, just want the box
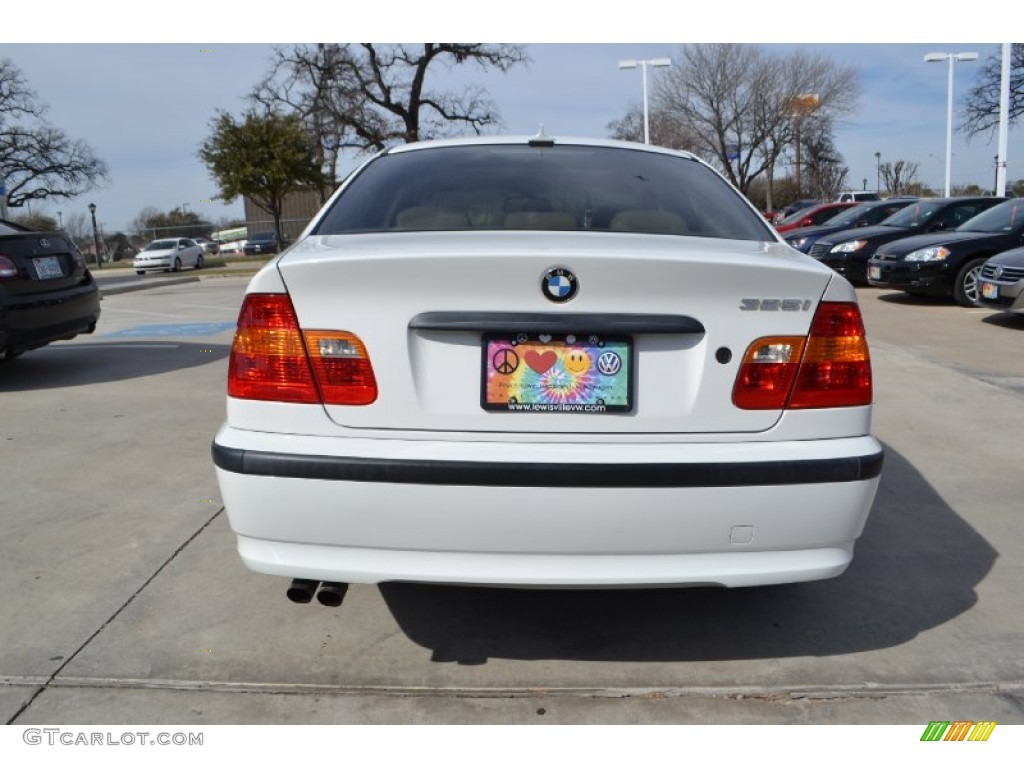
[874,152,881,194]
[88,202,102,269]
[57,211,63,229]
[924,51,978,198]
[618,57,672,144]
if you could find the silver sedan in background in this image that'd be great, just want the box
[978,246,1024,314]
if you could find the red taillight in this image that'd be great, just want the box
[0,255,19,280]
[733,301,872,410]
[788,302,872,409]
[228,294,319,403]
[227,294,377,405]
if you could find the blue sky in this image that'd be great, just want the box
[2,6,1018,232]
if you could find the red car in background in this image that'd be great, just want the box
[775,202,858,233]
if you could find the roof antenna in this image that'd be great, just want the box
[529,124,555,147]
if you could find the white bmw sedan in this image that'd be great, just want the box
[212,136,883,598]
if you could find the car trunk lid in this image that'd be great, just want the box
[274,231,836,435]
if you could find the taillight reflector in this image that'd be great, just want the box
[303,331,378,406]
[733,302,872,410]
[227,294,378,405]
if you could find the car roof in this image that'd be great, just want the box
[382,134,700,162]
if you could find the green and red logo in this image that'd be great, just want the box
[920,721,997,742]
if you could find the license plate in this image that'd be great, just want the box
[867,266,881,281]
[34,256,64,280]
[981,281,999,300]
[482,333,632,413]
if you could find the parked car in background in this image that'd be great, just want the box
[217,239,247,256]
[774,202,857,233]
[777,199,819,221]
[133,237,204,274]
[810,197,1005,284]
[836,191,881,203]
[243,231,283,255]
[784,199,918,253]
[193,237,220,255]
[212,135,883,597]
[977,246,1024,314]
[867,198,1024,306]
[0,219,100,360]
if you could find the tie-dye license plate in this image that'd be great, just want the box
[482,333,632,413]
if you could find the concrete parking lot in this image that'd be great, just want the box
[1,274,1022,725]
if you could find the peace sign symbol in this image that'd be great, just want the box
[492,347,519,375]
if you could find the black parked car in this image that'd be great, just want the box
[243,231,284,256]
[0,220,101,360]
[867,198,1024,306]
[783,198,918,254]
[809,197,1005,284]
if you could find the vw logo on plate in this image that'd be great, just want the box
[541,267,578,303]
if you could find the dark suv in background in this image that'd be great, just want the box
[243,231,284,256]
[809,197,1006,284]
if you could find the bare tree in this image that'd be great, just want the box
[801,117,849,200]
[0,58,107,209]
[647,44,859,206]
[606,104,699,151]
[880,160,919,196]
[960,43,1024,138]
[251,43,527,193]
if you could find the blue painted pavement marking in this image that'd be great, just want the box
[104,322,236,338]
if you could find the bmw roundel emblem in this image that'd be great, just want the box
[541,266,578,303]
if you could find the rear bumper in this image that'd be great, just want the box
[133,258,172,271]
[213,427,884,588]
[0,279,101,354]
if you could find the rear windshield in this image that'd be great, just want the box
[313,144,774,241]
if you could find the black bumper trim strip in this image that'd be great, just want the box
[212,442,884,488]
[409,312,705,335]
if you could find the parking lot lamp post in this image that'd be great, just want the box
[618,57,672,144]
[88,202,102,269]
[874,152,881,194]
[924,52,978,198]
